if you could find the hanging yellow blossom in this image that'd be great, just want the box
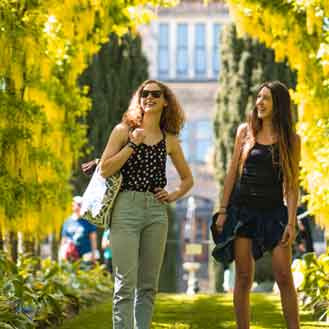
[0,0,177,239]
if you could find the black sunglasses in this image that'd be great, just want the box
[141,90,162,98]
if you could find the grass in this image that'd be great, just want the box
[56,293,329,329]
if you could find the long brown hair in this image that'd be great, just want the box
[240,81,299,190]
[122,80,185,135]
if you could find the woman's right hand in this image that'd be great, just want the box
[81,159,98,176]
[215,213,227,233]
[129,128,145,145]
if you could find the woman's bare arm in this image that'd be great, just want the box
[286,134,301,226]
[219,123,248,208]
[99,123,133,178]
[281,134,301,246]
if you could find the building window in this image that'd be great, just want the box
[194,23,206,78]
[213,24,221,78]
[196,218,204,241]
[156,22,222,81]
[176,24,188,79]
[195,120,213,163]
[158,23,169,79]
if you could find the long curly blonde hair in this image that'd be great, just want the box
[122,80,185,135]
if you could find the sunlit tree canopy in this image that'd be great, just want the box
[0,0,177,238]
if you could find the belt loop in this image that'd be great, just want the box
[146,191,151,207]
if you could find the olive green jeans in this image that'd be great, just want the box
[111,191,168,329]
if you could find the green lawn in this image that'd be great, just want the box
[57,293,329,329]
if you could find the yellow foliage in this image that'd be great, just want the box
[0,0,176,238]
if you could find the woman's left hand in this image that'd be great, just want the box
[154,187,170,203]
[281,224,296,247]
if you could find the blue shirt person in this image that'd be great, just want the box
[60,196,98,263]
[101,229,113,273]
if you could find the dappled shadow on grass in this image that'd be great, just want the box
[250,293,285,329]
[153,294,236,329]
[54,300,113,329]
[251,293,285,328]
[55,293,329,329]
[153,293,285,329]
[252,293,329,329]
[153,293,329,329]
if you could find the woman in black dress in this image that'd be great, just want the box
[213,81,301,329]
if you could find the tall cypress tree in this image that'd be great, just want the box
[74,32,148,193]
[214,23,297,195]
[73,32,179,291]
[213,23,297,289]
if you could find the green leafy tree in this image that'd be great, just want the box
[214,23,297,195]
[74,32,148,193]
[0,0,175,249]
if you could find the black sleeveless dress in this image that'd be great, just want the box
[212,143,289,265]
[232,142,283,208]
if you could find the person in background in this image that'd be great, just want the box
[60,196,99,265]
[294,205,314,258]
[102,228,113,274]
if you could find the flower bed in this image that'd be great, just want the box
[0,252,113,329]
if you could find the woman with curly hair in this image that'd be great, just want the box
[100,80,193,329]
[212,81,300,329]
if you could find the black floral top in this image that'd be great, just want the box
[120,135,167,192]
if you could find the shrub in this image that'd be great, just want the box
[293,252,329,321]
[0,252,113,328]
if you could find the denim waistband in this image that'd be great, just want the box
[120,190,154,199]
[118,190,164,209]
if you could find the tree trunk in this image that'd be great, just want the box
[23,236,35,255]
[50,232,59,261]
[34,238,41,269]
[34,238,41,257]
[0,230,3,251]
[3,231,18,262]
